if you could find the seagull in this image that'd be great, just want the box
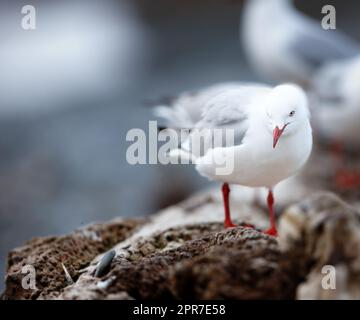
[155,83,313,236]
[311,55,360,188]
[312,56,360,145]
[241,0,360,85]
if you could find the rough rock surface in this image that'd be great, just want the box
[2,189,360,300]
[3,219,144,299]
[280,192,360,299]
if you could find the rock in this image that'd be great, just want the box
[3,219,144,300]
[279,192,360,299]
[169,229,296,299]
[2,189,360,300]
[59,224,300,300]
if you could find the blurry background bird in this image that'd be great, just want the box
[0,0,146,116]
[242,0,360,85]
[310,55,360,189]
[312,55,360,146]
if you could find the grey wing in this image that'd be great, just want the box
[213,115,249,147]
[153,82,263,128]
[183,110,249,158]
[155,84,270,157]
[182,86,270,157]
[197,91,252,147]
[290,17,360,69]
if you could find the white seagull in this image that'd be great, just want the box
[241,0,360,84]
[155,83,313,236]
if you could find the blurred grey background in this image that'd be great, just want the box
[0,0,359,290]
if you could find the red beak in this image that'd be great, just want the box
[273,125,286,148]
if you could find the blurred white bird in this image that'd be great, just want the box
[0,0,146,117]
[311,56,360,188]
[242,0,360,84]
[312,56,360,146]
[155,83,313,236]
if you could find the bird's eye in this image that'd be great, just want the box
[289,110,295,117]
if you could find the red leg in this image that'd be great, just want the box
[222,183,236,228]
[263,189,278,237]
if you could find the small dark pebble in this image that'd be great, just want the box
[95,250,116,277]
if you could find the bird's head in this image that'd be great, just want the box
[264,84,310,148]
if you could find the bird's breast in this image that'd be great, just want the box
[232,125,312,187]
